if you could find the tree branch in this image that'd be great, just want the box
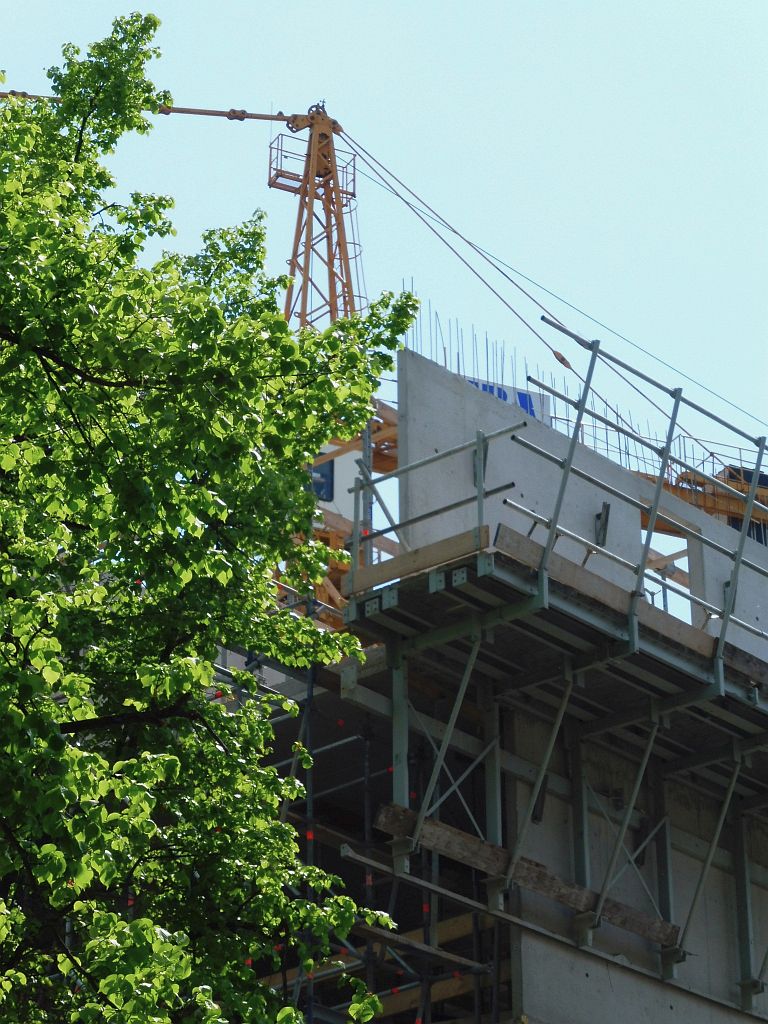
[59,695,192,735]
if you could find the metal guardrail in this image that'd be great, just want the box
[347,328,768,659]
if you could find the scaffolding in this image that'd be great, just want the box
[238,324,768,1023]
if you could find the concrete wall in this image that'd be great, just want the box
[398,350,768,660]
[520,932,748,1024]
[508,705,768,1021]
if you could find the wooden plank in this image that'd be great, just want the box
[315,425,398,467]
[315,508,400,557]
[374,398,398,426]
[344,526,489,596]
[378,974,473,1017]
[259,911,492,989]
[723,642,768,687]
[318,574,347,609]
[375,803,679,948]
[493,523,714,659]
[378,964,507,1018]
[376,803,507,876]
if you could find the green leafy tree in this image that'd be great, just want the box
[0,14,415,1022]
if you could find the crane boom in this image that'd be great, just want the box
[2,91,355,330]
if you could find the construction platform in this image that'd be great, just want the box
[249,344,768,1023]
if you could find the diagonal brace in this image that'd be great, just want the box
[408,701,485,839]
[504,669,574,886]
[411,638,481,846]
[539,339,601,579]
[355,458,412,552]
[628,388,682,650]
[425,738,497,819]
[669,759,741,965]
[588,781,663,920]
[591,720,659,927]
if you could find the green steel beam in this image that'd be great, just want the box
[662,730,768,777]
[399,594,543,656]
[735,814,759,1011]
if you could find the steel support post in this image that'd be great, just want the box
[349,477,362,593]
[355,458,411,552]
[481,684,503,848]
[735,814,760,1010]
[474,430,487,549]
[568,724,591,890]
[587,720,659,935]
[412,638,481,846]
[481,684,503,915]
[651,768,676,978]
[538,339,600,585]
[390,645,410,873]
[668,759,741,969]
[361,424,373,567]
[503,709,525,1021]
[628,388,682,651]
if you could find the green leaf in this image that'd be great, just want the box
[0,14,415,1020]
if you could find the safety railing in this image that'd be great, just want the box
[347,420,529,592]
[347,322,768,662]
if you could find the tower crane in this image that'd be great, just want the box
[1,92,357,331]
[1,89,396,621]
[155,99,360,330]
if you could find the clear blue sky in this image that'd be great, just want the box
[4,1,767,445]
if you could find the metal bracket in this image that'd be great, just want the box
[661,944,686,977]
[594,501,610,546]
[722,578,735,624]
[452,566,469,588]
[429,570,446,594]
[472,436,489,488]
[340,661,358,699]
[381,587,399,611]
[485,874,505,912]
[574,911,595,948]
[740,978,765,997]
[389,835,412,876]
[476,551,495,577]
[343,597,358,625]
[429,567,469,593]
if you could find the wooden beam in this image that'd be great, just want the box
[647,547,687,570]
[344,526,490,596]
[635,474,768,529]
[647,547,690,587]
[375,803,679,948]
[315,508,400,558]
[373,398,398,426]
[494,523,714,659]
[377,962,507,1019]
[377,973,476,1018]
[314,425,399,467]
[259,911,492,989]
[318,574,347,609]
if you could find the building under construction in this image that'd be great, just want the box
[4,76,767,1024]
[230,328,766,1024]
[220,104,768,1024]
